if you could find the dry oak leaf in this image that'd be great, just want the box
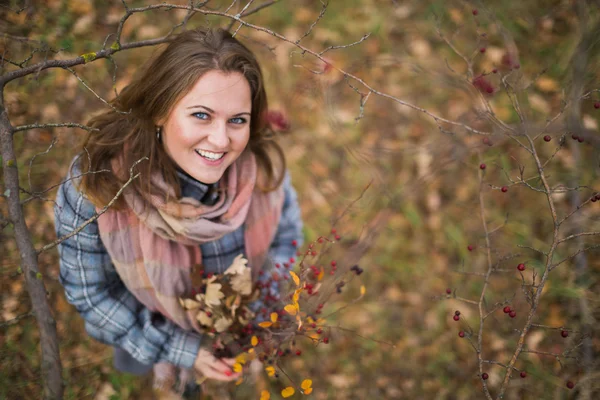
[179,298,201,310]
[205,278,224,307]
[230,269,252,296]
[214,317,233,333]
[196,311,213,326]
[281,387,295,398]
[224,254,248,275]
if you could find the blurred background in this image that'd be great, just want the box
[1,0,599,398]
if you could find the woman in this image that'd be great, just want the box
[53,28,303,397]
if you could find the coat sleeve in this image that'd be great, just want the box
[54,162,202,368]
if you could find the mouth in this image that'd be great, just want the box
[195,149,226,160]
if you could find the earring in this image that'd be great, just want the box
[156,126,161,141]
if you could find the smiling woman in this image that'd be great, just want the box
[53,28,303,399]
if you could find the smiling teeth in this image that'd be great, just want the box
[195,150,225,160]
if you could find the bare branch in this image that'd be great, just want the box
[296,1,328,45]
[63,67,128,114]
[550,244,600,271]
[558,231,600,244]
[0,311,35,328]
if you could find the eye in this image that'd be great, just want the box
[229,117,248,125]
[192,112,209,120]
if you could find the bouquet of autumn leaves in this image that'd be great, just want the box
[178,254,260,354]
[178,236,366,398]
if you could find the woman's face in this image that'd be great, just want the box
[160,70,252,184]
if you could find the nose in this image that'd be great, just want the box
[206,120,229,149]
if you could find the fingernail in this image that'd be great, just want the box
[225,370,232,377]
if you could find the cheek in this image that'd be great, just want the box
[166,119,198,148]
[232,129,251,150]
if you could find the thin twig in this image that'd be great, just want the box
[37,158,148,254]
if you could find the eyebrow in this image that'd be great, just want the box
[187,105,251,116]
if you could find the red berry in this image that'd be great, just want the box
[458,331,465,338]
[480,163,486,170]
[453,315,460,321]
[335,234,341,240]
[480,47,486,53]
[330,271,334,275]
[291,240,297,247]
[331,228,337,234]
[275,263,280,269]
[492,68,498,74]
[517,263,525,271]
[561,330,569,338]
[289,257,295,264]
[468,245,474,251]
[509,311,517,318]
[486,86,494,94]
[318,238,324,243]
[482,373,489,380]
[446,288,452,294]
[594,102,600,109]
[520,371,527,378]
[331,261,337,267]
[472,9,478,15]
[572,134,579,140]
[296,350,302,356]
[206,312,212,317]
[311,323,316,328]
[543,135,551,142]
[501,186,508,193]
[503,306,511,314]
[578,137,584,143]
[311,251,317,256]
[317,328,323,334]
[323,337,329,344]
[566,381,574,389]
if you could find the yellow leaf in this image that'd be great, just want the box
[248,348,255,354]
[235,353,247,364]
[284,304,298,315]
[260,390,271,400]
[318,267,324,281]
[360,285,366,296]
[290,271,300,286]
[235,377,244,385]
[233,363,243,373]
[304,387,313,394]
[281,387,295,398]
[301,379,313,390]
[265,366,275,377]
[258,321,273,328]
[251,336,258,346]
[270,312,278,323]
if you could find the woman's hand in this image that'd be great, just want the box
[193,348,241,382]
